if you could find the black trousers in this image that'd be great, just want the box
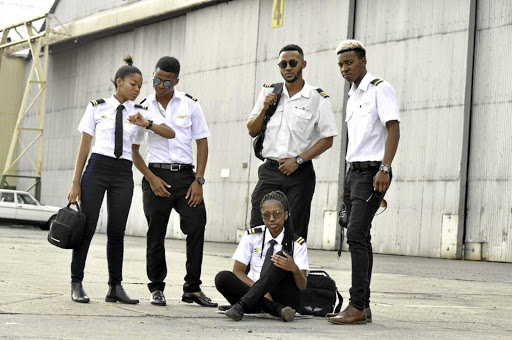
[142,167,206,293]
[71,153,134,286]
[215,251,301,316]
[344,166,390,310]
[250,160,315,240]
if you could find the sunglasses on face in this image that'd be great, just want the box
[261,210,284,220]
[152,77,173,89]
[277,59,299,69]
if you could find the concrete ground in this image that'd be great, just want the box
[1,224,511,340]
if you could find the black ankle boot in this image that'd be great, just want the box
[105,284,139,304]
[71,282,90,303]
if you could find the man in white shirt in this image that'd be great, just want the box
[247,44,338,241]
[132,56,217,308]
[328,40,400,325]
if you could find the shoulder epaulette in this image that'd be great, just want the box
[247,227,264,235]
[90,99,105,106]
[295,236,305,245]
[263,83,276,88]
[370,78,384,86]
[316,88,330,98]
[139,98,147,104]
[134,104,148,110]
[185,93,198,102]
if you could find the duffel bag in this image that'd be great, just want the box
[297,270,343,316]
[47,202,86,249]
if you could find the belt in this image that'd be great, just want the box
[149,163,194,171]
[350,161,381,170]
[265,159,311,168]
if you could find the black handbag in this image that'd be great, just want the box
[253,83,284,161]
[47,202,86,249]
[297,270,343,316]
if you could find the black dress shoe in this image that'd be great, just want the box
[224,302,244,321]
[71,282,90,303]
[181,291,218,307]
[150,290,166,306]
[105,284,139,304]
[218,304,232,311]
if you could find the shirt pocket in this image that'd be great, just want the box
[175,115,192,128]
[289,107,312,131]
[95,119,114,131]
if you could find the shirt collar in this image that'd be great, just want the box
[264,227,285,245]
[348,72,373,96]
[149,89,184,105]
[106,94,133,109]
[283,80,311,99]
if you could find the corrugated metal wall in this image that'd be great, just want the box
[465,0,512,262]
[9,0,512,260]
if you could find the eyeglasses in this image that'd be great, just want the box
[152,77,173,89]
[277,59,299,69]
[261,210,284,220]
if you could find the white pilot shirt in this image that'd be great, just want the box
[345,73,401,163]
[248,81,338,160]
[232,227,309,282]
[77,95,147,161]
[134,89,210,164]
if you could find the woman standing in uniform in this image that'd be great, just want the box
[67,56,174,304]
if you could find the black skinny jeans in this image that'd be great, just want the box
[71,153,134,286]
[344,166,391,310]
[215,251,301,316]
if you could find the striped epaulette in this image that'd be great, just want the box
[263,83,276,88]
[90,99,106,106]
[370,78,384,86]
[296,236,305,245]
[134,104,148,110]
[185,93,198,101]
[247,227,264,235]
[316,88,330,98]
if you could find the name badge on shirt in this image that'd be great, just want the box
[177,114,189,118]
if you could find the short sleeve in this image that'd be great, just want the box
[316,98,339,138]
[293,242,309,272]
[232,233,253,266]
[133,127,146,145]
[77,103,95,136]
[376,83,401,125]
[190,102,210,140]
[248,87,267,121]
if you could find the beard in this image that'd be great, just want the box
[281,68,302,84]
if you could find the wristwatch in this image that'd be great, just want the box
[295,156,304,165]
[195,177,205,185]
[379,164,391,173]
[146,120,153,130]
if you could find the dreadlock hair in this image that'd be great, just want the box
[259,190,296,258]
[112,55,142,89]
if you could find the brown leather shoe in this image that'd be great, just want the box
[326,307,372,322]
[327,305,367,325]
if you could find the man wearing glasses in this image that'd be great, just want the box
[132,56,217,308]
[247,44,338,241]
[327,40,400,325]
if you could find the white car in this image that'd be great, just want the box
[0,189,60,230]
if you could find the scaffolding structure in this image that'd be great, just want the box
[0,15,54,199]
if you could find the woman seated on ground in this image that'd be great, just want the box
[215,190,309,322]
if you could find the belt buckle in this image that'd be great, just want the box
[170,164,180,171]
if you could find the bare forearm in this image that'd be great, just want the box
[132,145,157,180]
[72,134,92,184]
[293,269,307,291]
[247,109,266,137]
[382,121,400,165]
[195,138,208,177]
[300,136,334,162]
[150,123,175,139]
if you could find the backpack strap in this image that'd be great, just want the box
[90,99,105,106]
[370,78,384,86]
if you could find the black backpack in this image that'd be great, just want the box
[297,270,343,316]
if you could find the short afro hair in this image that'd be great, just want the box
[336,39,366,59]
[279,44,304,58]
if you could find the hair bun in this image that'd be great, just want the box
[124,55,134,66]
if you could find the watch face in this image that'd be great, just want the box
[296,156,304,165]
[380,164,391,173]
[196,177,205,185]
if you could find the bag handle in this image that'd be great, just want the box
[334,289,343,313]
[308,270,330,277]
[67,201,82,213]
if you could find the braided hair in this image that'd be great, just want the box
[259,190,296,258]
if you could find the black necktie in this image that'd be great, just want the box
[261,239,278,276]
[114,104,124,158]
